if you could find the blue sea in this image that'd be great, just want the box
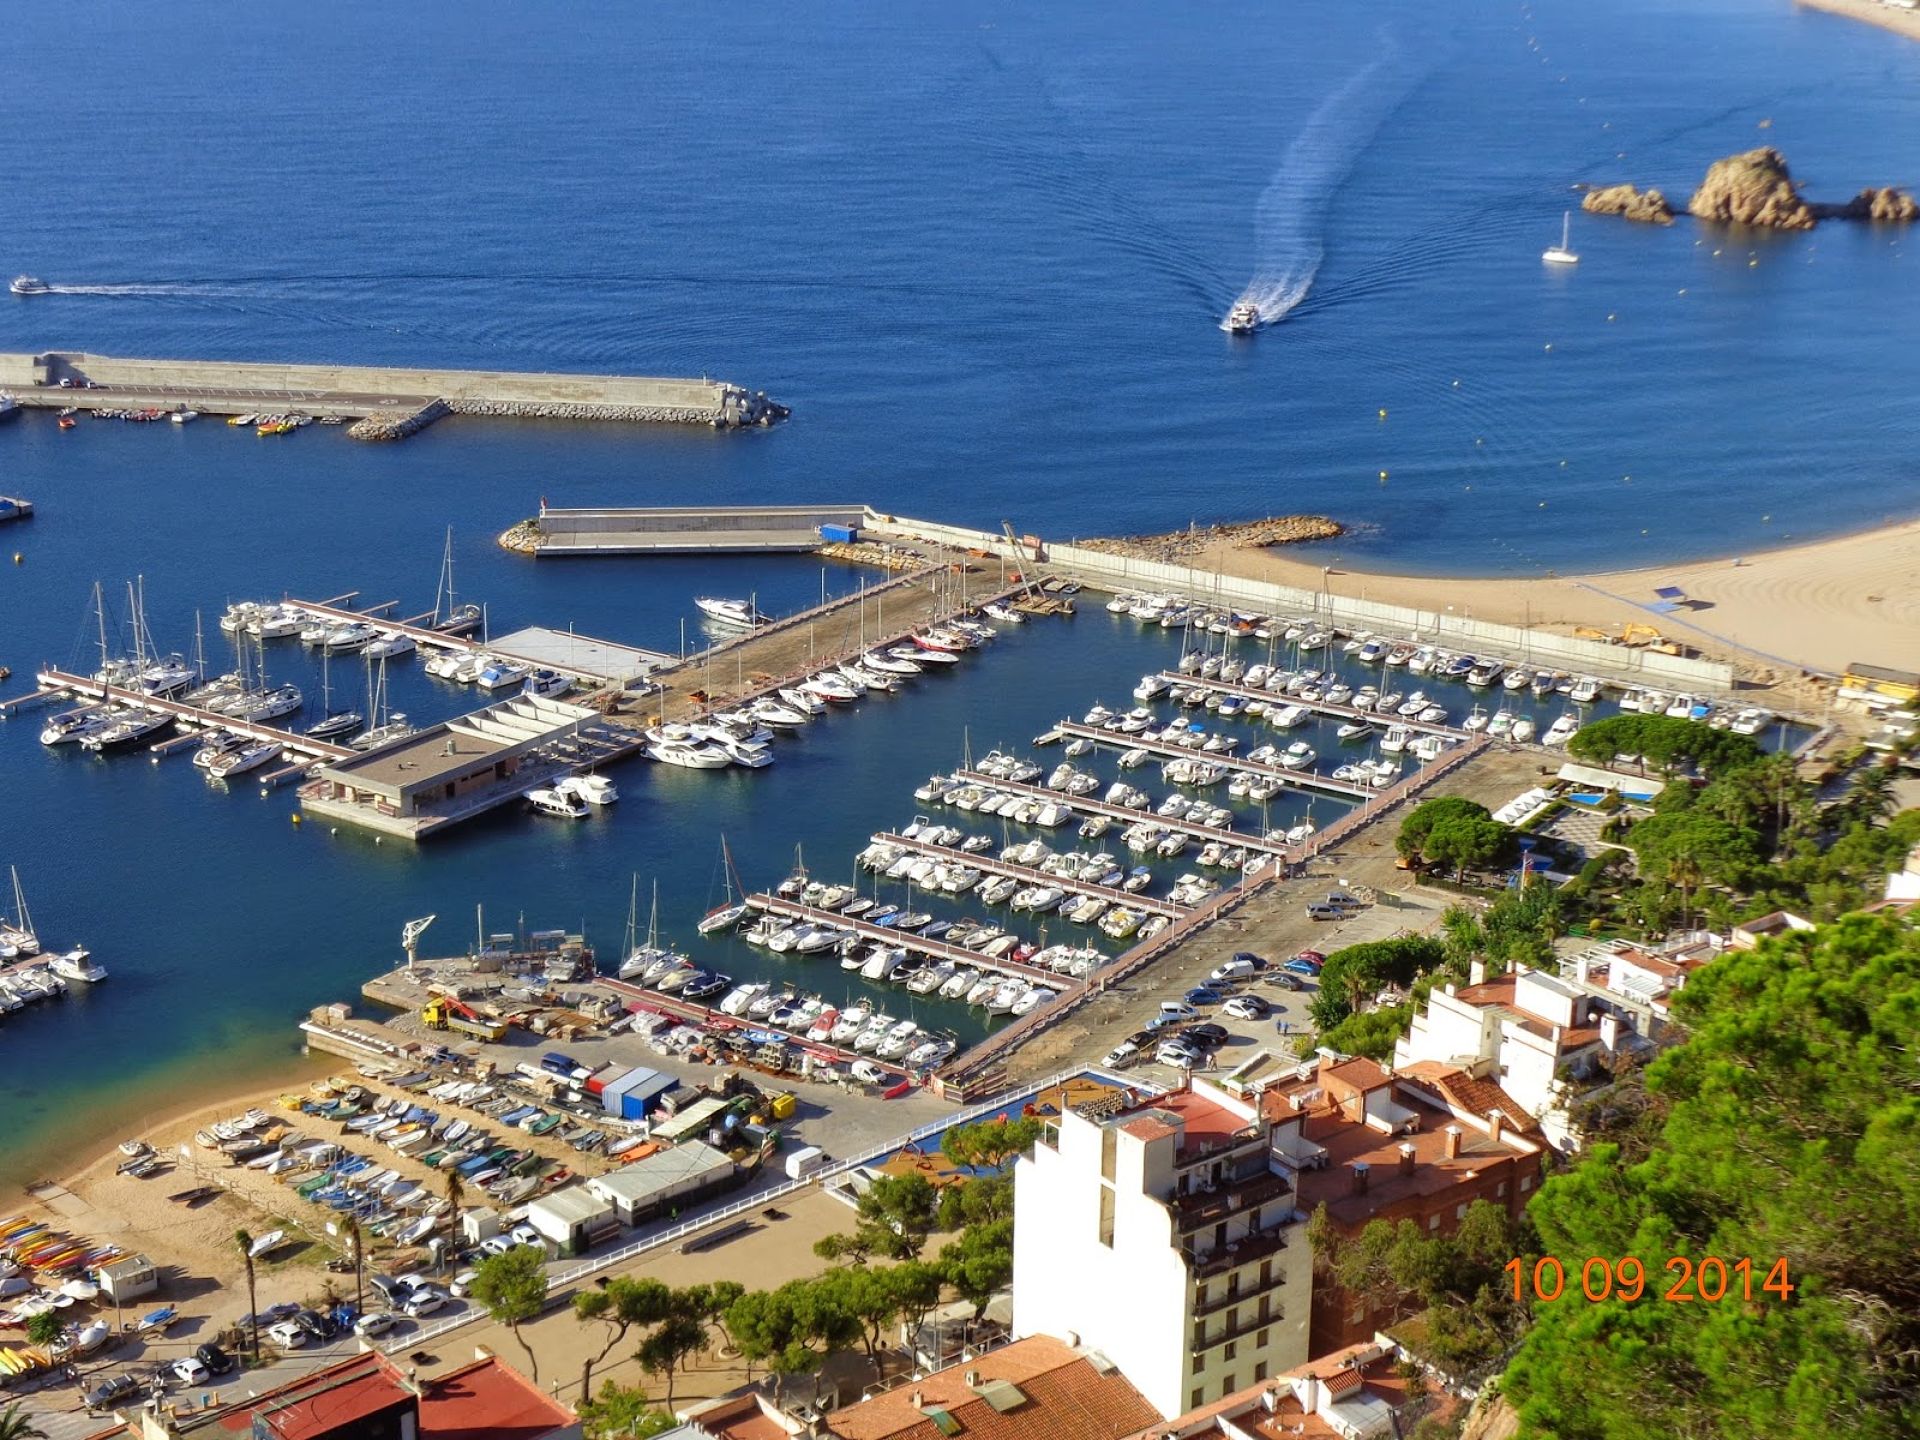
[0,0,1913,1172]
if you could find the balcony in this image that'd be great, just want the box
[1191,1302,1287,1355]
[1172,1169,1294,1232]
[1185,1225,1290,1281]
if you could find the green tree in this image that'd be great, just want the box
[1307,936,1444,1031]
[1567,715,1760,778]
[0,1403,46,1440]
[1422,812,1510,880]
[679,1280,745,1357]
[938,1218,1013,1319]
[470,1244,549,1382]
[938,1173,1014,1231]
[24,1312,62,1348]
[816,1266,908,1371]
[1504,913,1920,1438]
[574,1381,676,1440]
[1398,796,1497,861]
[574,1276,671,1402]
[940,1117,1043,1172]
[1627,810,1759,889]
[725,1280,859,1402]
[234,1228,260,1362]
[814,1173,940,1264]
[635,1305,707,1412]
[1318,1001,1417,1060]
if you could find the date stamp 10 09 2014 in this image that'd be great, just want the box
[1505,1256,1796,1304]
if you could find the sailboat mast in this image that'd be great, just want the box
[93,581,109,690]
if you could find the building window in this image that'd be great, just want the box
[1214,1222,1228,1251]
[1456,1203,1468,1220]
[1193,1318,1206,1347]
[1224,1342,1237,1362]
[1497,1182,1508,1197]
[1254,1361,1268,1383]
[1521,1174,1533,1192]
[1429,1215,1441,1230]
[1191,1388,1204,1411]
[1221,1375,1235,1398]
[1101,1126,1117,1182]
[1098,1186,1115,1248]
[1256,1328,1269,1348]
[1226,1307,1238,1331]
[1195,1281,1207,1308]
[1258,1295,1270,1322]
[1259,1259,1272,1286]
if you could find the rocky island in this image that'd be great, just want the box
[1583,147,1916,229]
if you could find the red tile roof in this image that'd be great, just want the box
[212,1354,413,1440]
[419,1356,576,1440]
[1395,1063,1540,1133]
[828,1335,1157,1440]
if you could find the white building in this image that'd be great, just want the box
[1011,1084,1314,1419]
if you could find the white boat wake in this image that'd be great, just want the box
[33,282,216,297]
[1225,41,1423,331]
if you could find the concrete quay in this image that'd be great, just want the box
[0,350,787,437]
[501,503,872,556]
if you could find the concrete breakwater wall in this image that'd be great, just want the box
[864,514,1740,693]
[503,503,871,555]
[0,350,787,433]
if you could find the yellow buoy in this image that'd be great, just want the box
[11,553,20,565]
[1377,408,1387,419]
[291,813,302,825]
[1379,470,1389,480]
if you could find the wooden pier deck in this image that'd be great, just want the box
[868,831,1185,920]
[945,769,1299,860]
[1052,720,1375,800]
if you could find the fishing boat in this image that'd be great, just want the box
[1225,300,1260,334]
[695,596,769,630]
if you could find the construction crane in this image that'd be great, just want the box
[402,914,437,971]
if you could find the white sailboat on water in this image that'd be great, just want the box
[697,837,750,934]
[1542,211,1579,266]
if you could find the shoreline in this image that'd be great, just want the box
[1104,514,1920,680]
[1795,0,1920,44]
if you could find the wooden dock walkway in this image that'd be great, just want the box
[1052,720,1375,800]
[868,832,1185,920]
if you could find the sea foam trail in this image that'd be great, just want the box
[1226,40,1424,330]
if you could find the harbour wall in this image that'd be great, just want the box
[865,514,1740,693]
[0,351,786,430]
[503,503,871,555]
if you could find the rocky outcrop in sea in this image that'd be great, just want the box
[1082,514,1343,563]
[1582,147,1914,230]
[1581,184,1674,225]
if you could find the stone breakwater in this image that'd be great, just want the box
[353,389,788,439]
[1080,514,1343,563]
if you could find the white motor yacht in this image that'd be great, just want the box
[528,786,591,819]
[556,774,618,806]
[1225,300,1260,334]
[476,657,530,690]
[207,739,284,779]
[362,630,416,661]
[49,947,107,984]
[695,597,769,630]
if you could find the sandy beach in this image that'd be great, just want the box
[1180,517,1920,682]
[1796,0,1920,44]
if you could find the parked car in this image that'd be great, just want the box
[1282,958,1322,978]
[1224,995,1269,1020]
[267,1320,309,1349]
[369,1275,408,1306]
[294,1310,332,1341]
[355,1311,399,1338]
[1295,950,1326,967]
[194,1343,235,1376]
[171,1357,210,1387]
[1144,1012,1186,1033]
[509,1223,542,1250]
[1184,985,1227,1005]
[1267,972,1304,992]
[479,1235,517,1257]
[1211,958,1257,981]
[1157,1001,1198,1020]
[1323,891,1364,909]
[1102,1040,1142,1068]
[85,1375,141,1412]
[1185,1022,1229,1047]
[404,1287,449,1318]
[449,1268,480,1299]
[1231,951,1267,969]
[1156,1042,1203,1069]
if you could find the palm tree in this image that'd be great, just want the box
[1667,853,1703,930]
[0,1401,47,1440]
[235,1229,260,1362]
[441,1171,465,1271]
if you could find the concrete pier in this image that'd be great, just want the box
[501,504,872,556]
[0,350,787,437]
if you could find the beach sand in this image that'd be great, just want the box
[1186,517,1920,682]
[1796,0,1920,44]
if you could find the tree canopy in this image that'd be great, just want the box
[1308,935,1444,1031]
[470,1245,550,1381]
[1566,714,1761,777]
[1502,913,1920,1438]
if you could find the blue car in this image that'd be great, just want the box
[1184,986,1225,1005]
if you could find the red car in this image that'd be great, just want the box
[1291,950,1326,970]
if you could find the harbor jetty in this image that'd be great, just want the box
[0,351,787,438]
[502,503,871,557]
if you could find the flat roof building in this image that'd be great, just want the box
[587,1140,736,1226]
[300,694,610,839]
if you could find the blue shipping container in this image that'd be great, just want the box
[818,523,859,544]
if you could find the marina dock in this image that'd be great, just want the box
[0,350,787,438]
[866,831,1186,920]
[31,669,353,761]
[946,769,1300,860]
[746,894,1091,992]
[1155,670,1477,740]
[1050,720,1376,800]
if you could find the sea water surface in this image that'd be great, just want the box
[0,0,1915,1170]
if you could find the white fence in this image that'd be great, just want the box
[866,514,1736,693]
